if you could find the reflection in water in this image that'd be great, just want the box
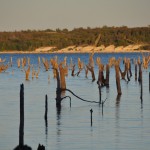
[115,94,121,147]
[140,81,143,109]
[106,86,110,98]
[56,106,62,138]
[61,91,66,98]
[116,94,121,107]
[45,118,48,147]
[141,98,143,109]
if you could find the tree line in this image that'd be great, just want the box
[0,26,150,51]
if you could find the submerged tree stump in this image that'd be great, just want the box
[19,84,24,148]
[14,84,32,150]
[138,63,142,82]
[115,61,122,95]
[55,68,62,107]
[105,64,110,87]
[86,65,95,82]
[97,64,105,85]
[135,60,137,81]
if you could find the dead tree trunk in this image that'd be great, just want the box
[59,64,66,89]
[97,64,105,86]
[19,84,24,148]
[44,95,48,120]
[115,61,122,95]
[135,61,137,81]
[138,63,142,82]
[86,65,95,82]
[55,68,62,107]
[105,64,110,87]
[71,64,75,76]
[129,60,132,77]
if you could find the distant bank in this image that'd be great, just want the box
[0,44,149,54]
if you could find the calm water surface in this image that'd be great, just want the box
[0,53,150,150]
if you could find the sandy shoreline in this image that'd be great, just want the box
[0,45,149,54]
[0,50,149,54]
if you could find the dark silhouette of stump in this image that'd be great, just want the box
[135,62,137,81]
[44,95,48,136]
[14,84,32,150]
[138,63,142,82]
[90,109,93,126]
[37,144,45,150]
[44,95,48,120]
[20,84,24,148]
[98,84,102,105]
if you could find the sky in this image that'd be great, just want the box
[0,0,149,31]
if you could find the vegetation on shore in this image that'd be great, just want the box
[0,26,150,51]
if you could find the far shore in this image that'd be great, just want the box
[0,45,149,54]
[0,50,149,54]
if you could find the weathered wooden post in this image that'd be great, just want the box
[44,95,48,120]
[115,61,122,95]
[90,109,93,126]
[19,84,24,148]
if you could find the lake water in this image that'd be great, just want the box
[0,53,150,150]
